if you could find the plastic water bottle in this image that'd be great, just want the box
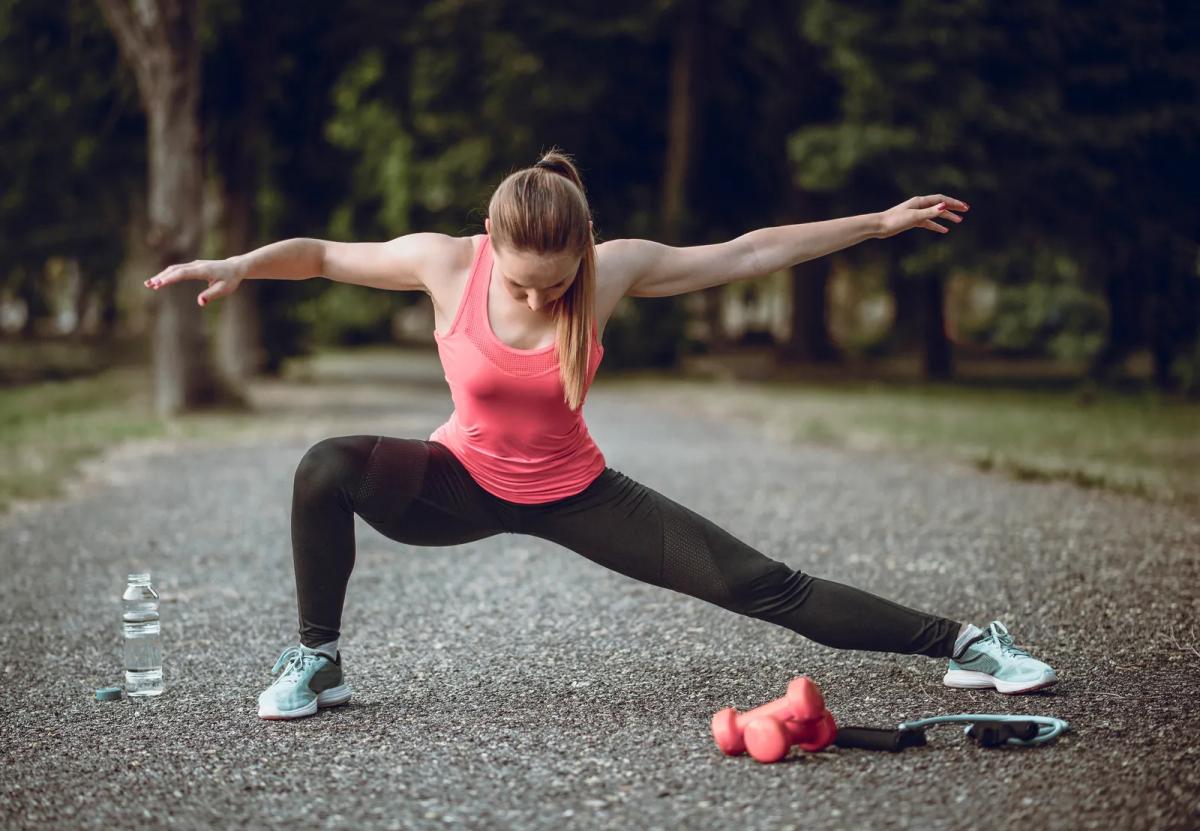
[122,572,164,697]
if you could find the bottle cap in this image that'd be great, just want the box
[95,686,123,701]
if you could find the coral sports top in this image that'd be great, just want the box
[428,234,607,504]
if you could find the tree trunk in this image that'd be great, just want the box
[212,122,265,384]
[779,257,837,362]
[921,274,953,379]
[1089,240,1139,381]
[214,4,268,383]
[887,251,919,354]
[215,180,265,382]
[97,0,234,415]
[15,263,49,339]
[660,0,697,245]
[113,191,155,338]
[778,190,838,363]
[1147,234,1199,392]
[661,0,720,347]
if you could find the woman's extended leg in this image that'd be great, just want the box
[516,468,962,658]
[289,436,509,647]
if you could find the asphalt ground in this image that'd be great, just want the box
[2,350,1197,830]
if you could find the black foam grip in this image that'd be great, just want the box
[834,726,927,752]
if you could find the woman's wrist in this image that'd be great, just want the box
[227,254,249,281]
[867,212,886,240]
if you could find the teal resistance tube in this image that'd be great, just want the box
[897,714,1070,747]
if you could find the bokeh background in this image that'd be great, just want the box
[2,0,1198,511]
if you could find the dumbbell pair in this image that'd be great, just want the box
[711,676,837,764]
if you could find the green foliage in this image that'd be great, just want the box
[790,124,921,192]
[294,282,399,347]
[325,49,415,239]
[988,282,1107,360]
[600,298,694,369]
[790,0,1200,386]
[970,244,1108,360]
[0,0,143,297]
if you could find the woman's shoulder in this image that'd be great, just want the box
[429,232,482,267]
[417,233,483,288]
[595,237,651,302]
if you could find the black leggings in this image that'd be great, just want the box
[291,436,963,659]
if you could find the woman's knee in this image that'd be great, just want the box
[723,559,814,619]
[658,499,812,614]
[293,435,380,502]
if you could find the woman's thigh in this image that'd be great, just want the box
[514,467,963,657]
[515,467,789,606]
[353,437,510,547]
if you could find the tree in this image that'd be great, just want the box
[793,0,1200,387]
[203,0,274,383]
[0,0,144,338]
[96,0,238,413]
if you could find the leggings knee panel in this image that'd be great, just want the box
[294,436,377,505]
[658,500,733,603]
[293,435,429,518]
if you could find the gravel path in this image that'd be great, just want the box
[2,349,1197,830]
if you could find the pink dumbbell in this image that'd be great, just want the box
[742,709,838,763]
[711,676,827,757]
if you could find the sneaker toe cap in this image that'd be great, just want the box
[259,686,313,712]
[1009,661,1056,683]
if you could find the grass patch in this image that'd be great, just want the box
[0,365,276,515]
[607,375,1200,506]
[0,345,441,515]
[0,366,162,511]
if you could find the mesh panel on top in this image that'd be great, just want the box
[459,237,601,378]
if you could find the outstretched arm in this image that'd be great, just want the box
[143,232,463,306]
[610,194,968,299]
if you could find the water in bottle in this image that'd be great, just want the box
[122,572,164,696]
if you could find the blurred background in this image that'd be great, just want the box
[2,0,1197,510]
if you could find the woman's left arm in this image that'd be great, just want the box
[614,194,968,299]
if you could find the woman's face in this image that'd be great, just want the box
[487,221,580,312]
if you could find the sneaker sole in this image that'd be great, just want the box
[943,669,1058,695]
[258,683,353,720]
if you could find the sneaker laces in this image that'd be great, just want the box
[271,645,319,684]
[984,621,1032,659]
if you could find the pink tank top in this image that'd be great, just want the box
[428,234,607,504]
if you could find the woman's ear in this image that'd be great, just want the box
[485,217,492,235]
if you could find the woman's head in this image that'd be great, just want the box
[483,233,582,313]
[485,148,598,411]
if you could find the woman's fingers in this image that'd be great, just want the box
[197,282,228,307]
[923,201,964,228]
[880,195,969,237]
[144,262,200,290]
[926,194,969,212]
[144,259,239,306]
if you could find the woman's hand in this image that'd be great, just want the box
[877,195,969,239]
[143,258,244,307]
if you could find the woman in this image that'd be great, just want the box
[145,150,1057,721]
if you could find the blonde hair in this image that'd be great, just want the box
[486,147,596,411]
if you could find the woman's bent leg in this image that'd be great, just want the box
[518,468,961,659]
[290,436,506,647]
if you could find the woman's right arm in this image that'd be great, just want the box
[145,233,458,307]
